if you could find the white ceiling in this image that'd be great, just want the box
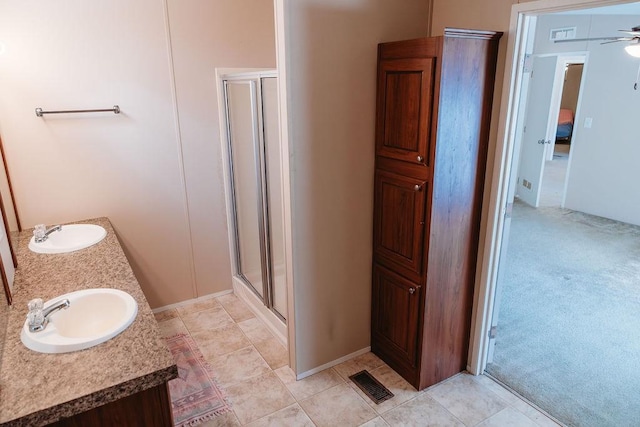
[556,2,640,15]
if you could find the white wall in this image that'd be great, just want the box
[0,1,275,307]
[283,0,431,374]
[534,14,640,225]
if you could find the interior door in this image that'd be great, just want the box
[516,55,558,207]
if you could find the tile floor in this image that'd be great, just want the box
[155,293,561,427]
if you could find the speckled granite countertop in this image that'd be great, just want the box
[0,217,177,426]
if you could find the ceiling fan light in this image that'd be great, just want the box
[625,43,640,58]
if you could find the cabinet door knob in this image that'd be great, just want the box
[409,287,416,295]
[417,155,423,163]
[414,184,422,192]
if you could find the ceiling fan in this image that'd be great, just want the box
[554,25,640,89]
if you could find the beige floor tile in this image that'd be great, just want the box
[472,375,523,407]
[476,407,539,427]
[198,410,242,426]
[275,366,344,401]
[217,293,256,322]
[474,376,560,426]
[238,317,275,344]
[225,371,296,425]
[254,336,289,369]
[348,364,421,414]
[208,346,271,387]
[157,317,189,337]
[245,403,314,427]
[176,297,221,316]
[333,352,386,381]
[360,416,390,426]
[382,393,464,427]
[154,308,178,322]
[426,373,508,426]
[180,304,235,334]
[191,323,252,359]
[300,383,378,427]
[510,399,561,427]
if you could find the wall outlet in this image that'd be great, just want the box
[522,179,531,189]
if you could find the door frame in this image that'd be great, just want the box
[468,0,638,375]
[545,54,586,163]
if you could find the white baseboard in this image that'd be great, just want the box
[296,346,372,380]
[151,289,233,313]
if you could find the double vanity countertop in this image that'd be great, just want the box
[0,218,177,426]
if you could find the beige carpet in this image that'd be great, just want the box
[486,199,640,427]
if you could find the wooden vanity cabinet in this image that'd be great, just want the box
[49,383,173,426]
[371,29,502,390]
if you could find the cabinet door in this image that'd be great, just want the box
[375,57,435,166]
[373,170,427,280]
[371,264,421,368]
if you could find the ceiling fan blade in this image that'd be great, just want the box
[554,36,622,43]
[618,30,640,36]
[600,39,628,44]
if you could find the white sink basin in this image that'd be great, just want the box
[28,224,107,254]
[20,288,138,353]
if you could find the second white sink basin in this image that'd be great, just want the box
[20,288,138,354]
[28,224,107,254]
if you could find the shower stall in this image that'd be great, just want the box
[219,70,287,339]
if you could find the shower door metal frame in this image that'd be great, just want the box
[223,73,285,322]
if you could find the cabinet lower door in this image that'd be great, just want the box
[371,264,421,378]
[373,170,427,282]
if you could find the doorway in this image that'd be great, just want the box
[539,62,583,210]
[471,0,640,425]
[540,58,584,207]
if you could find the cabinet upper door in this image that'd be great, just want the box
[373,170,427,281]
[375,58,436,166]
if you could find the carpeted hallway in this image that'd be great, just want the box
[486,149,640,426]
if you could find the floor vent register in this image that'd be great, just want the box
[349,370,394,404]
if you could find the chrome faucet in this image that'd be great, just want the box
[27,298,71,332]
[34,224,62,243]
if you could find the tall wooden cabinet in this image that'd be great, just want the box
[371,29,502,390]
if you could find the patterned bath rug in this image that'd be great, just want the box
[165,333,232,426]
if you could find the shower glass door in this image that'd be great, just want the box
[226,81,265,300]
[261,77,286,318]
[225,75,286,321]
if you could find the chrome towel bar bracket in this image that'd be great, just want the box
[35,105,120,117]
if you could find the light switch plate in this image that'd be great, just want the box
[584,117,593,128]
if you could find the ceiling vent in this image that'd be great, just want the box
[550,27,577,41]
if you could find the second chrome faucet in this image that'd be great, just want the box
[33,224,62,243]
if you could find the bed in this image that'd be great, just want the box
[556,108,574,142]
